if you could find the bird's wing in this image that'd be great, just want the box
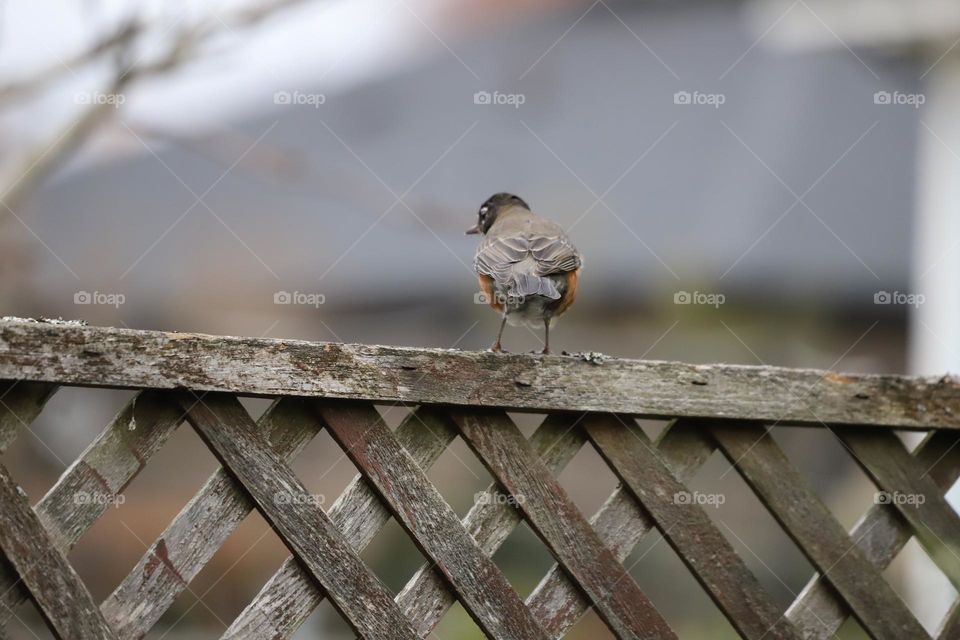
[528,230,581,275]
[474,234,526,284]
[475,226,581,282]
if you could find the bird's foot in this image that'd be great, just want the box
[490,342,504,353]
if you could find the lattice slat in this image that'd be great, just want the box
[0,461,116,639]
[712,423,930,640]
[584,415,800,640]
[0,381,57,454]
[222,405,460,639]
[3,321,960,640]
[177,393,420,640]
[840,429,960,589]
[0,391,182,628]
[451,409,678,640]
[527,419,717,638]
[786,428,960,638]
[320,402,548,639]
[396,413,586,638]
[101,397,322,636]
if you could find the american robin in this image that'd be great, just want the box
[466,193,582,354]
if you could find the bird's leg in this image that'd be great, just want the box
[542,318,550,355]
[491,313,508,352]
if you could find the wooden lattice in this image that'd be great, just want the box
[1,319,960,639]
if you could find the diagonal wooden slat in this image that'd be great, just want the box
[712,423,930,640]
[6,324,960,640]
[451,409,679,640]
[271,415,703,640]
[319,401,549,640]
[177,393,419,640]
[0,461,117,639]
[787,429,960,638]
[0,380,58,632]
[221,405,459,639]
[839,429,960,590]
[584,415,800,640]
[0,391,183,629]
[395,413,587,638]
[527,420,717,638]
[101,397,323,637]
[0,380,57,454]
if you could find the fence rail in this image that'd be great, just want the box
[0,318,959,639]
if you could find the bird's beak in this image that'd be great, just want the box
[465,224,481,235]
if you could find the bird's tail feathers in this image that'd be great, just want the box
[507,273,561,299]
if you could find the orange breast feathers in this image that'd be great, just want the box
[554,269,579,315]
[478,275,504,311]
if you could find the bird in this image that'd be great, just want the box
[466,193,582,354]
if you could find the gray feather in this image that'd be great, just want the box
[474,207,581,296]
[508,273,561,299]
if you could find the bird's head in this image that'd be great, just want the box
[465,192,530,235]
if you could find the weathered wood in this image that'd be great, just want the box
[787,429,960,638]
[5,320,960,640]
[319,402,548,640]
[0,379,58,633]
[177,393,418,640]
[712,423,930,640]
[451,409,678,640]
[395,413,587,638]
[527,420,717,638]
[101,397,323,638]
[0,391,183,629]
[0,462,117,639]
[584,415,799,640]
[839,429,960,591]
[221,405,459,639]
[1,320,958,428]
[0,380,57,453]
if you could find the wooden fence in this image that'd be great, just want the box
[1,318,960,639]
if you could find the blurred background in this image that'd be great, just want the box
[1,0,959,637]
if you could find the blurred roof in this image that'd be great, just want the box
[24,0,922,315]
